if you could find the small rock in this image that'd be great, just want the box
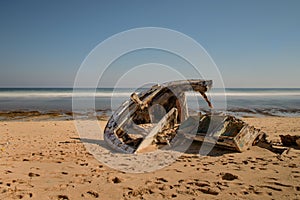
[58,195,69,200]
[87,190,99,198]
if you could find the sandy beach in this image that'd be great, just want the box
[1,0,300,199]
[0,117,299,200]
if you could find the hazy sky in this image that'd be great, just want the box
[0,0,299,88]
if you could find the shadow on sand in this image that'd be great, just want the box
[71,136,238,157]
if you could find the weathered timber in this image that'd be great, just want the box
[104,79,266,154]
[180,115,263,152]
[135,108,178,153]
[104,79,212,153]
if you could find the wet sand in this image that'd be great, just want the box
[0,117,299,199]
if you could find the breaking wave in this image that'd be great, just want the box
[0,88,299,98]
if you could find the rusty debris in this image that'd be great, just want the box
[104,80,268,154]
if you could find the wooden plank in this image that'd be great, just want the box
[233,125,262,152]
[135,108,178,153]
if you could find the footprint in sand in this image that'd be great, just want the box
[261,181,294,193]
[16,193,33,199]
[156,177,168,183]
[197,187,220,195]
[173,169,183,173]
[291,170,300,178]
[258,185,282,192]
[177,179,220,196]
[28,172,40,177]
[86,190,99,198]
[221,172,238,181]
[158,185,168,191]
[259,167,267,170]
[57,195,69,200]
[5,170,12,174]
[126,187,155,198]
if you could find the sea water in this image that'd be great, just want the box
[0,88,299,117]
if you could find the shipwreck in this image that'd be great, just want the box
[104,80,265,154]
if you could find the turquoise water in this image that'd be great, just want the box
[0,88,299,117]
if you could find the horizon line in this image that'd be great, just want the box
[0,87,300,89]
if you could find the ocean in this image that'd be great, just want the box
[0,88,299,120]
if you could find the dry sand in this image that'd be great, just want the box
[0,117,299,199]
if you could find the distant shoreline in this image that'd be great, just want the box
[0,109,299,122]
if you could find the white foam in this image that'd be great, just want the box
[189,92,300,97]
[0,91,132,98]
[0,90,299,98]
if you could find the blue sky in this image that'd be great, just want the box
[0,0,299,88]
